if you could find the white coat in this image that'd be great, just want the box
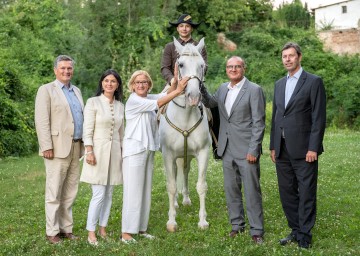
[80,94,124,185]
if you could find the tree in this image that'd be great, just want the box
[176,0,251,31]
[245,0,273,23]
[0,0,82,157]
[275,0,311,29]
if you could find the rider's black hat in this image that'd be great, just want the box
[169,14,201,28]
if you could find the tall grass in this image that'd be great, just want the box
[0,130,359,255]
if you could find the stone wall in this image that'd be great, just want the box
[317,28,360,55]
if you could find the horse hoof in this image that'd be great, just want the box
[198,221,209,230]
[182,198,192,206]
[167,224,177,233]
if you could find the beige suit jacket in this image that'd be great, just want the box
[35,80,84,158]
[80,95,124,185]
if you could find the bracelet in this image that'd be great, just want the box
[79,151,93,161]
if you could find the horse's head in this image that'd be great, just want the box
[174,37,205,107]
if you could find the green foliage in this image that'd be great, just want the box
[0,0,359,158]
[245,0,273,22]
[0,63,37,157]
[318,17,335,31]
[177,0,251,31]
[275,0,311,29]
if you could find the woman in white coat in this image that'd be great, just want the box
[80,69,124,245]
[121,69,189,243]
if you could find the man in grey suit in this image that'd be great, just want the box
[201,56,266,244]
[270,42,326,249]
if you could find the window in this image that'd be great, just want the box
[342,5,347,14]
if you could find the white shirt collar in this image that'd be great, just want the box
[227,77,246,90]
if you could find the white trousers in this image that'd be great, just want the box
[122,151,154,234]
[86,184,114,231]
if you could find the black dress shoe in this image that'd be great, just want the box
[298,239,311,249]
[279,234,296,245]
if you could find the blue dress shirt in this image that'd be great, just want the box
[285,67,303,107]
[56,80,83,140]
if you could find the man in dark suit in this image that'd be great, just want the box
[270,42,326,249]
[201,56,266,244]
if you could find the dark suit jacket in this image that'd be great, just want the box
[269,70,326,159]
[202,79,266,158]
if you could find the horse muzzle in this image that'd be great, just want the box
[186,92,201,106]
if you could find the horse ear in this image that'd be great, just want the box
[173,37,183,55]
[196,38,205,54]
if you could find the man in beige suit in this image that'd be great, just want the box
[35,55,84,244]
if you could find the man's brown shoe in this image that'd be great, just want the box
[252,235,264,244]
[229,227,245,238]
[46,235,61,244]
[59,233,79,240]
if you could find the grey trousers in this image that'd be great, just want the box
[222,147,264,236]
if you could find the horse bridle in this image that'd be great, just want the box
[176,55,205,89]
[172,56,204,108]
[163,56,205,169]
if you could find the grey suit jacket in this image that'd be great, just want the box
[202,78,266,158]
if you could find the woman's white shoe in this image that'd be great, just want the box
[139,233,156,240]
[87,237,98,246]
[121,237,137,244]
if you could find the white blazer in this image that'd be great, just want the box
[80,94,124,185]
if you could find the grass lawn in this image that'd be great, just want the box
[0,130,359,255]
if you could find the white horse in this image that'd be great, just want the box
[159,37,211,232]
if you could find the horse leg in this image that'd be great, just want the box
[165,156,178,232]
[196,150,209,229]
[176,158,191,206]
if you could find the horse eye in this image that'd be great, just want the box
[178,63,183,68]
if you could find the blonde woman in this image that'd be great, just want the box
[121,70,189,243]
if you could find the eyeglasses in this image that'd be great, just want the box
[226,65,243,70]
[134,81,148,85]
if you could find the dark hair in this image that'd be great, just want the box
[54,55,75,68]
[95,69,123,102]
[282,42,302,56]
